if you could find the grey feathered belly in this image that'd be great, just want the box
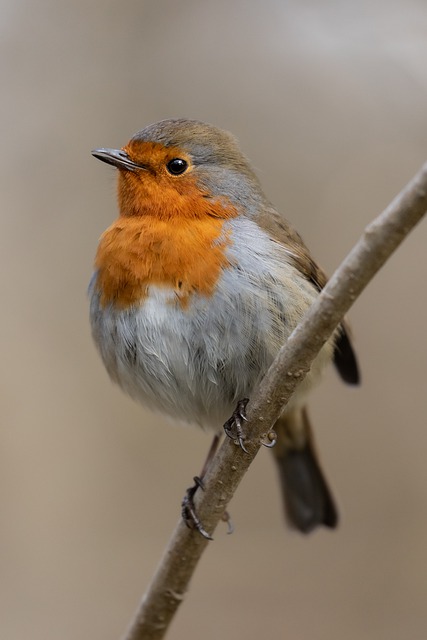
[89,257,331,431]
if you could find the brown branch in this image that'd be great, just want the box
[122,163,427,640]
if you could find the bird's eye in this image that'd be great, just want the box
[166,158,188,175]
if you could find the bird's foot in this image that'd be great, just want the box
[181,476,213,540]
[223,398,250,453]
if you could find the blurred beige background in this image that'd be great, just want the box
[2,1,427,639]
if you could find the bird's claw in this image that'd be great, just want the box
[221,510,235,535]
[260,430,277,448]
[224,398,250,453]
[181,476,213,540]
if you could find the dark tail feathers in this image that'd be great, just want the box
[273,410,338,534]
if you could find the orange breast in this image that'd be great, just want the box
[95,209,235,308]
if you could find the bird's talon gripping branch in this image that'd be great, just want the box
[260,430,277,448]
[238,436,249,454]
[223,398,250,453]
[193,475,205,490]
[221,510,235,535]
[181,478,213,541]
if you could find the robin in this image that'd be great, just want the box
[89,118,359,537]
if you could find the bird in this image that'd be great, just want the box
[89,118,360,537]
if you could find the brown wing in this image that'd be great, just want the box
[255,206,360,385]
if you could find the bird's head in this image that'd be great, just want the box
[92,119,265,221]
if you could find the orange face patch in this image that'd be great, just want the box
[94,141,239,308]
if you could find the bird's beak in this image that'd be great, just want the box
[91,148,147,172]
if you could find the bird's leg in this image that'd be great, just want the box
[182,433,227,540]
[223,398,250,453]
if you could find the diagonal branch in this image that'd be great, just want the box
[122,162,427,640]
